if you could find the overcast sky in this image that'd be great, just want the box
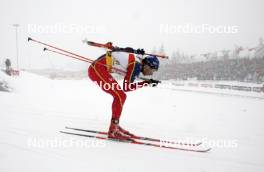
[0,0,263,69]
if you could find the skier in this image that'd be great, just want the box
[88,48,160,141]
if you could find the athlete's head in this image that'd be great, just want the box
[142,55,159,75]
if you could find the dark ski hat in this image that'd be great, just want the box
[143,55,159,69]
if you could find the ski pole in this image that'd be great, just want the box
[43,47,127,75]
[28,37,128,74]
[43,47,92,63]
[44,47,160,83]
[28,37,92,63]
[28,37,159,82]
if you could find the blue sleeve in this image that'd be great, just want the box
[129,62,141,83]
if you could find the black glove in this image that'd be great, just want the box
[135,48,145,55]
[147,79,161,87]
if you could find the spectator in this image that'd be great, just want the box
[5,58,12,75]
[155,56,264,83]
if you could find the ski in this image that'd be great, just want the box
[82,39,169,59]
[65,126,202,147]
[60,131,211,153]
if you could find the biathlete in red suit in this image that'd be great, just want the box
[88,48,160,141]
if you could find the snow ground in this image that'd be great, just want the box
[0,71,264,172]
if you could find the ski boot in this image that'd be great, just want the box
[108,118,134,142]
